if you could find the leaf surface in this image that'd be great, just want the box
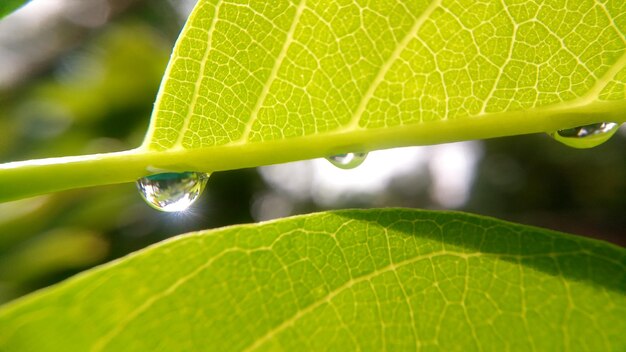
[0,209,624,351]
[1,0,626,201]
[145,0,626,151]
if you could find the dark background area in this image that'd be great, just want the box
[0,0,624,304]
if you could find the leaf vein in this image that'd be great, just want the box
[173,0,224,149]
[243,251,480,352]
[343,0,442,130]
[239,0,308,143]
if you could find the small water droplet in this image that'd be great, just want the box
[327,152,368,169]
[550,122,620,149]
[136,172,208,212]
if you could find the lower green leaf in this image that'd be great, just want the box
[0,209,624,351]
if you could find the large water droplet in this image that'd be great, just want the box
[550,122,620,149]
[326,152,368,169]
[136,172,208,212]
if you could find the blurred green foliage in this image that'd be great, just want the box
[1,23,167,160]
[0,0,28,19]
[470,134,626,244]
[0,3,267,303]
[0,4,197,302]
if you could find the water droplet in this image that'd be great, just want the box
[551,122,620,149]
[136,172,208,212]
[327,152,368,169]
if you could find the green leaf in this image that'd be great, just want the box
[145,0,626,151]
[1,0,625,201]
[0,0,28,19]
[0,209,624,351]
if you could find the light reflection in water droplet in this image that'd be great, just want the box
[136,172,209,212]
[550,122,620,149]
[326,152,368,169]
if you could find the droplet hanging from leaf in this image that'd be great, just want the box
[136,172,208,212]
[326,152,368,169]
[550,122,620,149]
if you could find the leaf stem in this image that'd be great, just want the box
[1,100,625,202]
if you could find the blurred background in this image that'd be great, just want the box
[0,0,624,305]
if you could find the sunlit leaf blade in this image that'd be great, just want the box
[0,0,28,19]
[145,0,626,151]
[0,209,624,351]
[1,0,626,202]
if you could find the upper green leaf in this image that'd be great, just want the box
[145,0,626,151]
[0,209,624,351]
[1,0,625,202]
